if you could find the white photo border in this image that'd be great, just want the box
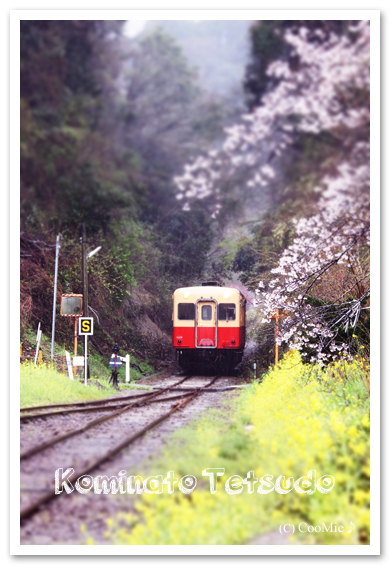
[11,7,380,556]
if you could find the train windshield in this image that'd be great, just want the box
[201,305,212,320]
[178,303,195,320]
[218,303,236,321]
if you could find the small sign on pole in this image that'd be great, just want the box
[110,355,122,369]
[73,356,85,367]
[78,317,94,336]
[108,354,130,383]
[78,318,93,386]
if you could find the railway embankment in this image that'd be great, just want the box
[20,352,370,546]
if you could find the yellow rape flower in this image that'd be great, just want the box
[351,442,367,456]
[354,489,370,505]
[348,426,358,437]
[362,414,370,428]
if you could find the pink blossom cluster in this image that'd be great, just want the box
[174,21,370,362]
[254,155,370,362]
[174,21,370,210]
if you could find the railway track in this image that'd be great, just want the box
[20,374,230,525]
[20,389,156,413]
[19,377,190,421]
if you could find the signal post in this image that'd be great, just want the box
[61,294,83,376]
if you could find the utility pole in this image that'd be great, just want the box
[80,224,101,384]
[51,234,61,362]
[82,223,88,319]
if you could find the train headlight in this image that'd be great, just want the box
[184,292,190,299]
[231,340,235,345]
[224,292,230,299]
[178,339,182,344]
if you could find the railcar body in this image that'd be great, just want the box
[172,282,246,374]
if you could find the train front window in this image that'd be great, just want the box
[218,303,236,321]
[201,305,212,320]
[178,303,195,320]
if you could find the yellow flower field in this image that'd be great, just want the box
[99,352,370,545]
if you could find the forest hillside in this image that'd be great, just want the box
[20,20,370,371]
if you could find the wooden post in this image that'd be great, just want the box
[34,323,42,367]
[74,318,78,376]
[270,309,280,369]
[65,350,73,380]
[126,354,130,383]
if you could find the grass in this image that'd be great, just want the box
[20,362,121,408]
[91,351,370,546]
[20,327,157,406]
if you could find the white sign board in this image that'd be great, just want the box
[73,356,85,367]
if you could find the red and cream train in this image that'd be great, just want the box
[172,282,246,374]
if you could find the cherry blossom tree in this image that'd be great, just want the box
[174,20,370,362]
[255,159,370,362]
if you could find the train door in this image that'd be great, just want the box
[195,300,217,348]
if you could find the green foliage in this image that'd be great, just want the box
[155,206,214,286]
[20,21,229,360]
[20,20,144,234]
[87,351,113,383]
[230,244,259,286]
[88,221,144,306]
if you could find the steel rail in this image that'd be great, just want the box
[20,376,192,458]
[20,375,219,522]
[20,391,196,421]
[151,385,247,392]
[20,387,165,413]
[20,391,198,460]
[20,396,159,421]
[20,376,189,420]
